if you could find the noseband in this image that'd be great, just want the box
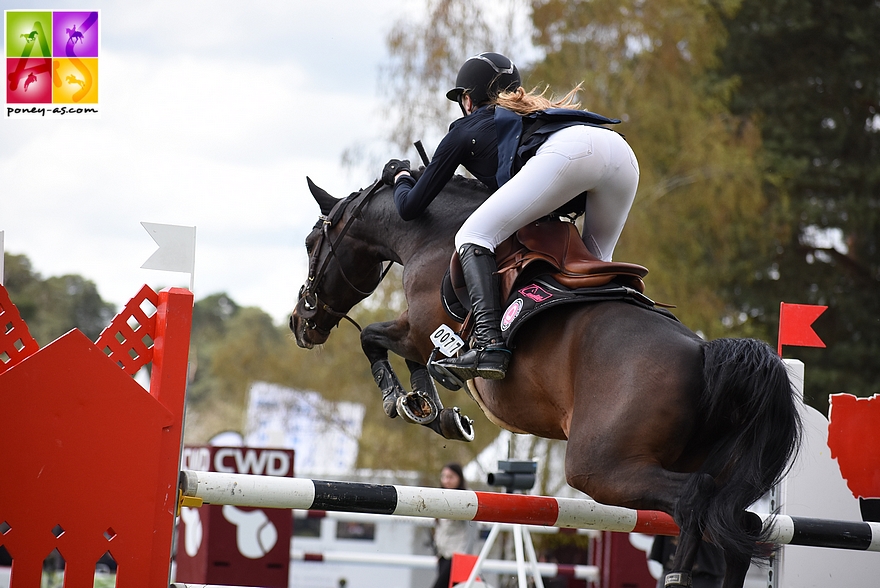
[298,180,393,335]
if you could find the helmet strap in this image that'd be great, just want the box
[458,93,469,117]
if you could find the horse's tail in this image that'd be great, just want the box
[693,338,802,562]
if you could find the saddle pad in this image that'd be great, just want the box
[499,277,675,346]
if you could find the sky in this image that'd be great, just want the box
[2,0,424,325]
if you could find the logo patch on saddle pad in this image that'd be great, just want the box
[519,283,553,303]
[501,298,524,331]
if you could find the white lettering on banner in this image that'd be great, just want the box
[213,448,238,473]
[265,451,291,476]
[181,447,211,471]
[213,448,291,476]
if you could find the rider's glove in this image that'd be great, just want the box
[382,159,411,186]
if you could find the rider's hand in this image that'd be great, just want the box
[382,159,411,186]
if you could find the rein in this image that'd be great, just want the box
[300,180,393,334]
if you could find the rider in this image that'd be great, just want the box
[382,52,640,382]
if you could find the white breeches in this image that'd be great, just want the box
[455,124,640,261]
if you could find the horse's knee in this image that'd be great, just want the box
[360,325,388,361]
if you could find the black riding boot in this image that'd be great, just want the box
[434,244,510,380]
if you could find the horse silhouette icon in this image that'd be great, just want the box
[66,25,84,44]
[221,505,278,559]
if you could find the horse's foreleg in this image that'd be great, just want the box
[361,316,475,441]
[361,318,413,419]
[361,314,444,424]
[408,362,474,442]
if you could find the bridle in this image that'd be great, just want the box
[297,180,393,335]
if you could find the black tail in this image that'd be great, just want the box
[688,338,802,562]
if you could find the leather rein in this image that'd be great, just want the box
[298,180,393,335]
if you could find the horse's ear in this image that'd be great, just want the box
[306,177,339,216]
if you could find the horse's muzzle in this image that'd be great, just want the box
[290,304,330,349]
[289,311,313,349]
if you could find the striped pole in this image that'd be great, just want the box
[180,471,880,552]
[291,550,599,580]
[759,513,880,551]
[180,470,678,534]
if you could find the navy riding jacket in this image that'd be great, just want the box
[392,105,620,221]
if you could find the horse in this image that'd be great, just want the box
[66,74,85,89]
[66,27,84,44]
[289,172,802,588]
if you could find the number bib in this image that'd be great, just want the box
[430,324,465,357]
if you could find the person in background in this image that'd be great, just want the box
[431,463,478,588]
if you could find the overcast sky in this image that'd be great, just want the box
[2,0,425,324]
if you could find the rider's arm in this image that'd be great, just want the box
[392,125,469,221]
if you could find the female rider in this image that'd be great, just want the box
[383,52,640,382]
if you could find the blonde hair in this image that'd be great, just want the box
[492,84,583,115]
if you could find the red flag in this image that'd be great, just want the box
[778,302,827,356]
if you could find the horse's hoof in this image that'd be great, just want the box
[438,407,475,442]
[397,392,437,425]
[382,397,398,419]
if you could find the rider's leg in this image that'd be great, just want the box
[433,243,510,380]
[574,128,639,261]
[454,125,634,255]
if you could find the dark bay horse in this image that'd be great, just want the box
[290,173,802,588]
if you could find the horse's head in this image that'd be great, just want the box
[290,178,387,348]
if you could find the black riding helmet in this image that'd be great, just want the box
[446,52,521,109]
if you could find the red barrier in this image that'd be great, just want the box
[0,284,192,588]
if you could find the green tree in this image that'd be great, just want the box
[3,253,116,344]
[716,0,880,410]
[528,0,774,338]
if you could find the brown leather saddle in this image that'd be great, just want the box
[449,218,649,310]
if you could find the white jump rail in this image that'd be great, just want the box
[179,470,677,535]
[179,470,880,552]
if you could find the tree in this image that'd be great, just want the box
[2,253,116,344]
[381,0,531,153]
[717,0,880,410]
[528,0,775,338]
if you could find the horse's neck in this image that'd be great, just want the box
[360,200,465,264]
[355,179,485,265]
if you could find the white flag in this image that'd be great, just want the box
[141,222,196,274]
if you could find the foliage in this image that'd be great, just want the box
[381,0,532,153]
[3,253,116,344]
[716,0,880,410]
[528,0,776,339]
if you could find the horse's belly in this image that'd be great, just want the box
[468,378,571,440]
